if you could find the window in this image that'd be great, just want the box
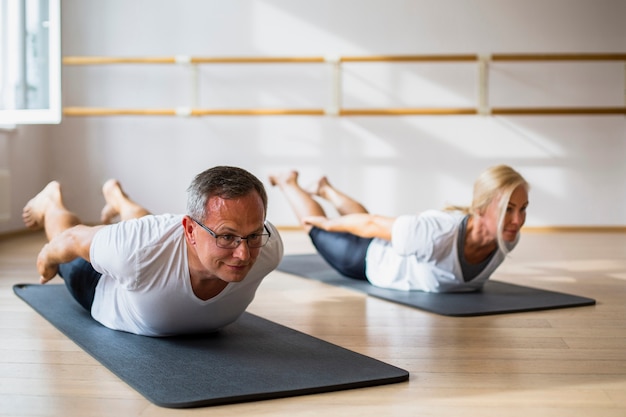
[0,0,60,125]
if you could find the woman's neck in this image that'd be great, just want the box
[464,216,497,264]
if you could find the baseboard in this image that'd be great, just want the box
[0,229,44,241]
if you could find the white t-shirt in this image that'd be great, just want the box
[365,210,517,293]
[89,214,283,336]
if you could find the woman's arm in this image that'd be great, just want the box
[37,224,105,283]
[303,213,395,241]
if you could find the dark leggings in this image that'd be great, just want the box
[309,227,372,281]
[57,258,102,311]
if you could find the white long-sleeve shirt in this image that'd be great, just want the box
[365,210,517,293]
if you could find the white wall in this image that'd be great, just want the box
[0,125,49,233]
[1,0,625,234]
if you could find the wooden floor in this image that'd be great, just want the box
[1,230,625,417]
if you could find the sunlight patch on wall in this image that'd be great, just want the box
[358,165,399,216]
[341,120,397,158]
[257,119,326,157]
[252,2,363,53]
[411,117,566,158]
[512,165,569,227]
[436,174,473,210]
[494,118,567,157]
[342,63,476,107]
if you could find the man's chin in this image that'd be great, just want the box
[220,268,251,283]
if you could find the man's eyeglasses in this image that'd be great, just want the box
[190,217,271,249]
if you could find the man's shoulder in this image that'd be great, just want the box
[262,221,284,259]
[119,214,183,231]
[249,221,284,276]
[96,214,184,244]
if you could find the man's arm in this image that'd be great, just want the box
[37,225,105,284]
[303,213,395,241]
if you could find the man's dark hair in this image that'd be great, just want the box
[186,166,268,220]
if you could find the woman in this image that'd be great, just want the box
[270,165,529,293]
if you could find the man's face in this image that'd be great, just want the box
[191,192,266,283]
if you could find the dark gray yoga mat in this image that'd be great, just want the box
[14,283,408,408]
[277,254,596,317]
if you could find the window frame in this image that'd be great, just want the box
[0,0,61,125]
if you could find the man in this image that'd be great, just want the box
[22,166,283,336]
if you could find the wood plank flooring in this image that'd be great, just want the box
[1,230,625,416]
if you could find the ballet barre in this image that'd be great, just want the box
[62,53,626,117]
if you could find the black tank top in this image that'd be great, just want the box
[457,215,496,282]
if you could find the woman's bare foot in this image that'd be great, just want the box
[100,179,123,224]
[305,176,332,198]
[308,175,368,215]
[268,171,299,188]
[268,170,327,223]
[22,181,62,229]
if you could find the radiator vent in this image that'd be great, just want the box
[0,170,10,222]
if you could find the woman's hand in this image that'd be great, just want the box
[303,214,395,240]
[302,216,332,230]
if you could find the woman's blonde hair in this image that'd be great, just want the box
[445,164,529,253]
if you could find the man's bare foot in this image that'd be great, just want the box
[100,205,119,224]
[100,179,122,224]
[101,179,150,222]
[22,181,62,229]
[268,171,299,188]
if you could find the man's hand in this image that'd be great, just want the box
[34,224,103,284]
[36,243,60,284]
